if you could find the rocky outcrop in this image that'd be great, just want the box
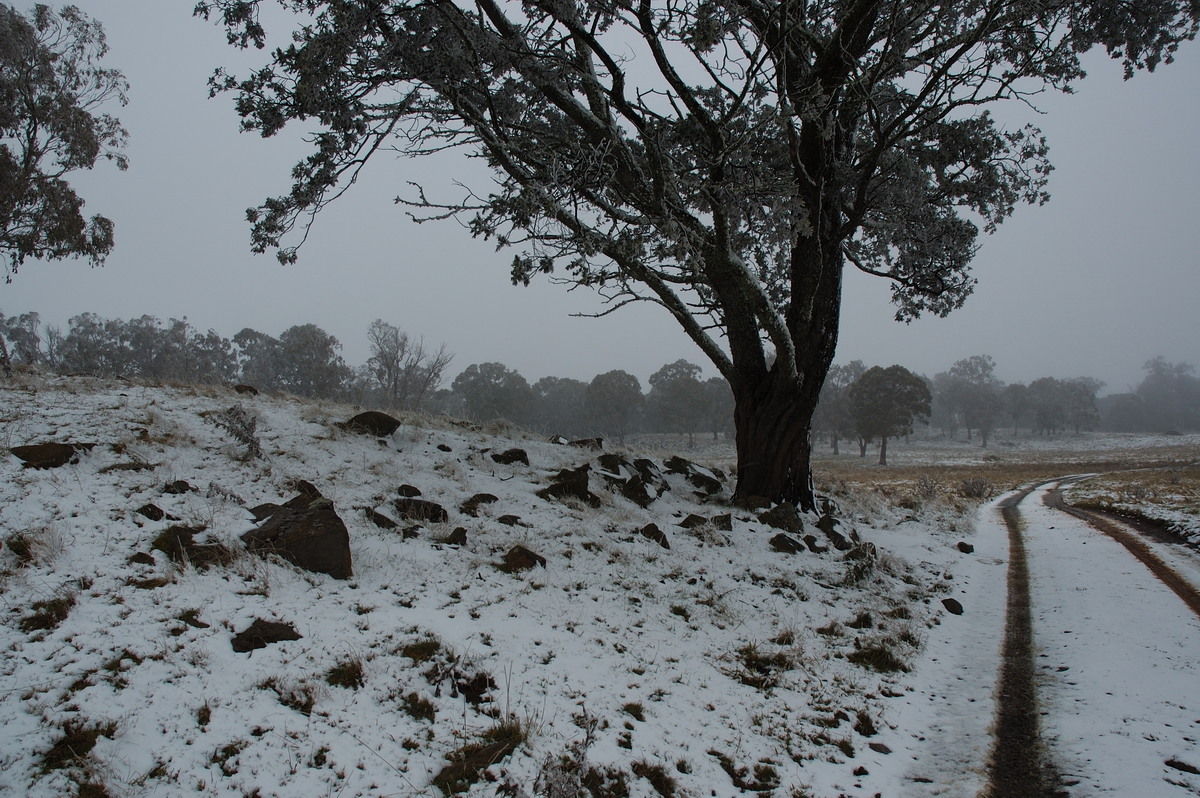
[337,411,402,437]
[231,619,302,653]
[10,442,95,469]
[536,464,601,508]
[242,487,353,580]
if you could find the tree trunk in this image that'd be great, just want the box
[878,435,888,465]
[831,431,839,455]
[858,438,867,457]
[731,375,820,512]
[981,426,989,448]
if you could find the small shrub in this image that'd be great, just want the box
[915,474,942,501]
[959,477,995,500]
[621,702,645,722]
[259,676,321,716]
[730,642,795,690]
[20,592,76,633]
[41,719,118,773]
[433,719,527,795]
[325,657,366,690]
[631,760,677,797]
[401,692,436,722]
[204,404,263,459]
[399,636,442,663]
[847,642,909,673]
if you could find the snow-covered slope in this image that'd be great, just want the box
[0,375,989,797]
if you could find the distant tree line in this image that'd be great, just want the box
[3,310,1197,441]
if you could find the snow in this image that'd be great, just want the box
[1,374,1197,797]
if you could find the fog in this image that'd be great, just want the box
[2,1,1198,392]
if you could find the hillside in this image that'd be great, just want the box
[0,374,1074,796]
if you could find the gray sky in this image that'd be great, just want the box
[4,1,1198,393]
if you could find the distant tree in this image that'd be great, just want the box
[648,360,709,446]
[201,0,1199,510]
[814,360,866,454]
[585,370,643,446]
[275,323,350,398]
[233,327,281,390]
[365,319,452,411]
[1027,377,1066,435]
[1062,377,1103,434]
[940,355,1003,446]
[849,365,932,465]
[1099,392,1148,433]
[0,4,128,278]
[1002,382,1031,435]
[703,377,735,442]
[451,362,534,424]
[532,376,589,437]
[1136,357,1200,431]
[58,312,131,375]
[0,310,42,364]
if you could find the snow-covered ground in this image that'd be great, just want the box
[1,375,1196,797]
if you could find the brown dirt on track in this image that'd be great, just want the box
[1044,489,1200,620]
[986,487,1062,798]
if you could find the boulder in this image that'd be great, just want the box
[639,523,670,550]
[502,545,546,572]
[338,411,402,437]
[163,479,195,495]
[957,541,975,554]
[363,508,398,530]
[231,619,302,653]
[941,598,964,615]
[596,454,668,508]
[440,527,468,546]
[664,456,723,496]
[242,493,353,580]
[393,497,449,523]
[536,464,601,507]
[802,534,829,554]
[497,515,523,527]
[11,442,95,469]
[491,448,529,466]
[136,503,166,522]
[816,513,853,551]
[397,484,423,497]
[769,533,805,554]
[678,513,710,529]
[758,502,804,534]
[460,493,499,517]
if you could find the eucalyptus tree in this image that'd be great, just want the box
[848,365,931,465]
[1,4,128,278]
[199,0,1198,510]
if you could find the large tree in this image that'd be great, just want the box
[848,364,931,465]
[0,3,128,278]
[199,0,1198,510]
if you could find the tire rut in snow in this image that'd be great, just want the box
[1043,489,1200,620]
[987,487,1062,798]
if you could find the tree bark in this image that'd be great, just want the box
[732,375,820,512]
[878,435,888,466]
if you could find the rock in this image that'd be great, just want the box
[941,597,964,615]
[853,766,869,777]
[491,448,529,466]
[758,502,804,534]
[10,442,95,469]
[460,493,499,517]
[596,454,668,507]
[679,513,710,529]
[402,525,422,540]
[497,515,522,527]
[568,437,603,450]
[242,493,353,580]
[816,513,853,551]
[640,523,670,550]
[536,464,601,507]
[737,494,773,511]
[136,503,165,522]
[393,497,449,523]
[769,533,805,554]
[710,513,734,532]
[437,443,452,452]
[664,456,723,496]
[432,738,520,795]
[868,742,892,755]
[249,503,280,521]
[1165,758,1200,776]
[231,619,302,653]
[957,541,975,554]
[397,484,423,497]
[338,411,402,437]
[803,534,829,553]
[440,527,468,546]
[233,383,259,396]
[501,545,546,572]
[163,479,195,495]
[128,552,156,566]
[363,508,398,530]
[151,525,236,570]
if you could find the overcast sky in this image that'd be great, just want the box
[3,1,1198,393]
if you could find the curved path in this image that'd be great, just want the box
[988,480,1200,796]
